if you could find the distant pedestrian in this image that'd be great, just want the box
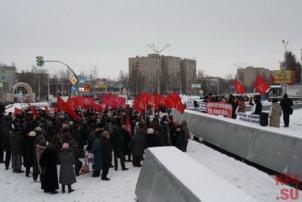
[280,94,294,127]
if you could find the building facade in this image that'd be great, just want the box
[129,54,196,95]
[0,64,16,101]
[236,66,271,92]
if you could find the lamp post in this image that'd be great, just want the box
[281,40,289,93]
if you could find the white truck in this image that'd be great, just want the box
[267,84,302,101]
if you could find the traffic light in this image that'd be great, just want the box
[36,56,44,67]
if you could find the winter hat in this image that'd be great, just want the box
[34,127,42,132]
[147,128,154,134]
[28,131,36,137]
[62,143,69,149]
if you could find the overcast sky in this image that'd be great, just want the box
[1,0,302,79]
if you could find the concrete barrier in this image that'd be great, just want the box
[135,147,257,202]
[171,110,302,179]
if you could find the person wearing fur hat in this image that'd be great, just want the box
[33,127,47,181]
[59,143,76,193]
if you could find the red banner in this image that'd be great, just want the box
[206,102,233,118]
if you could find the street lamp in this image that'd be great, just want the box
[282,40,288,52]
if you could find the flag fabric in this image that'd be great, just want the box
[254,75,269,95]
[45,106,50,114]
[14,107,23,115]
[233,80,246,94]
[28,104,40,118]
[57,96,81,121]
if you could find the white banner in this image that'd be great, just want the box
[238,112,260,124]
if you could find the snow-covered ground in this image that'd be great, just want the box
[1,139,299,202]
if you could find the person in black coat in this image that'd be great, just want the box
[9,124,24,173]
[252,96,262,115]
[131,127,145,167]
[1,114,12,169]
[101,131,112,181]
[24,131,36,177]
[175,124,187,152]
[121,124,131,162]
[280,93,294,127]
[91,129,103,177]
[39,143,59,194]
[110,118,128,171]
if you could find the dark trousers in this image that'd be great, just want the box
[102,165,109,179]
[32,155,39,181]
[0,146,4,162]
[283,113,290,127]
[74,159,82,176]
[113,151,126,170]
[62,184,72,192]
[12,154,22,172]
[132,155,142,167]
[5,150,11,169]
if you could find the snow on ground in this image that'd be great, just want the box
[1,139,298,202]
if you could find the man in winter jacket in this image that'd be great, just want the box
[9,123,24,173]
[280,94,294,127]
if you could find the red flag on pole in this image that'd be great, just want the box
[254,75,269,95]
[233,80,246,94]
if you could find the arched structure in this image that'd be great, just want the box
[12,82,35,102]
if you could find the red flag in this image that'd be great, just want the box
[233,80,246,94]
[45,106,50,114]
[254,75,269,95]
[57,96,81,121]
[28,104,40,118]
[14,107,23,115]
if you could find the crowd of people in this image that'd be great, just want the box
[0,105,191,194]
[201,92,294,128]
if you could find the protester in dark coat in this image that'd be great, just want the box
[131,128,145,167]
[147,128,161,147]
[175,125,187,152]
[39,143,59,194]
[91,129,102,177]
[252,96,262,115]
[121,125,131,162]
[1,115,12,169]
[110,119,128,171]
[59,143,76,193]
[101,131,112,180]
[181,120,191,152]
[9,126,24,173]
[280,93,294,127]
[228,94,238,119]
[24,131,36,177]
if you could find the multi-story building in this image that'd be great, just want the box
[129,54,196,95]
[0,64,16,101]
[236,66,271,92]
